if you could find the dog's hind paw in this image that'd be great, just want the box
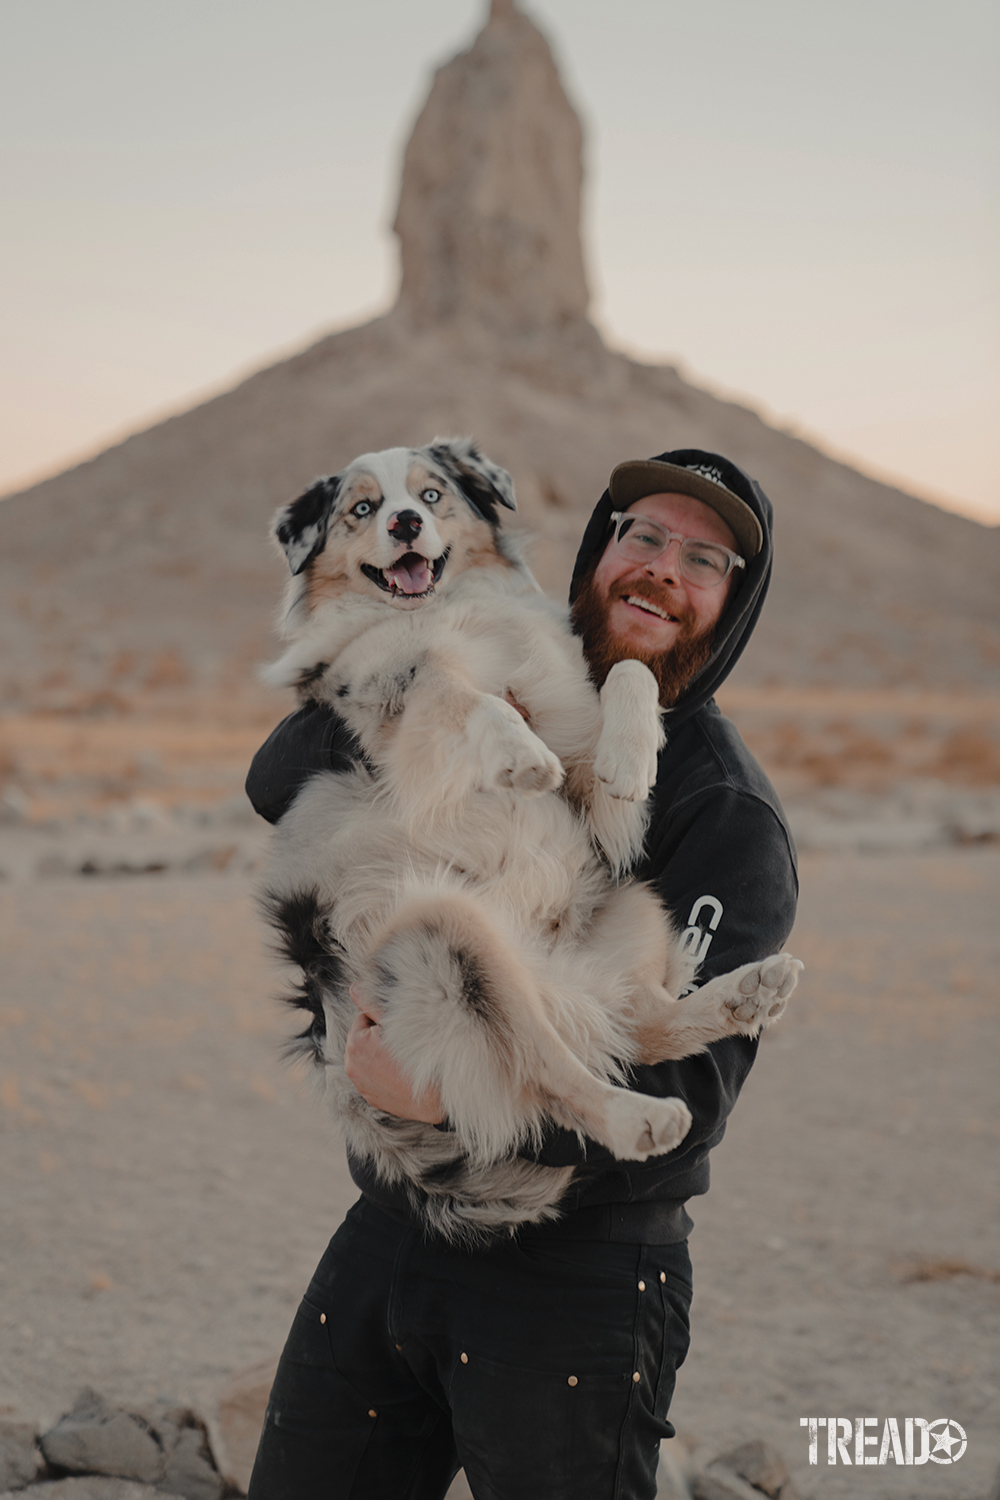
[723,953,804,1031]
[469,696,564,797]
[602,1091,692,1162]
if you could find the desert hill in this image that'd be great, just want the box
[1,0,997,715]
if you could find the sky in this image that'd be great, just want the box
[2,0,997,521]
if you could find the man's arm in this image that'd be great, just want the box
[245,701,364,823]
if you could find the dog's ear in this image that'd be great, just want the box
[273,476,341,575]
[426,437,516,526]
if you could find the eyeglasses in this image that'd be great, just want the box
[609,512,746,588]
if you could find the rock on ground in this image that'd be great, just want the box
[0,1483,185,1500]
[709,1439,794,1498]
[692,1438,797,1500]
[139,1406,221,1500]
[0,1418,45,1492]
[211,1366,276,1496]
[40,1392,162,1486]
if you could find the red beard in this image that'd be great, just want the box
[570,570,716,707]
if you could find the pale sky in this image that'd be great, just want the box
[2,0,997,521]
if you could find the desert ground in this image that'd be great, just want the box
[2,690,999,1500]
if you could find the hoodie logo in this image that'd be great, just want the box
[676,895,724,994]
[679,894,723,964]
[683,463,727,489]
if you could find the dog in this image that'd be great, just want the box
[260,438,800,1242]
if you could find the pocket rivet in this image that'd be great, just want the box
[660,1272,666,1283]
[567,1375,578,1387]
[460,1352,469,1364]
[638,1280,646,1291]
[368,1409,377,1419]
[632,1371,641,1383]
[319,1313,326,1324]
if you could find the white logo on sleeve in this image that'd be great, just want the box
[679,895,723,965]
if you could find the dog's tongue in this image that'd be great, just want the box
[386,555,433,595]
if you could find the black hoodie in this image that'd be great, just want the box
[246,449,798,1243]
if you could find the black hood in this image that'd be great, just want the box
[569,448,773,731]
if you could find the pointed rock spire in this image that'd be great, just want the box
[392,1,591,334]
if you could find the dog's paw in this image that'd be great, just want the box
[602,1090,692,1162]
[469,697,564,796]
[328,663,414,719]
[722,953,804,1031]
[594,662,662,801]
[593,740,658,802]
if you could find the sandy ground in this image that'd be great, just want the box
[3,686,999,827]
[1,843,998,1500]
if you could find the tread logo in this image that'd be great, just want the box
[800,1418,967,1465]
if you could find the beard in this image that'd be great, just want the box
[570,569,717,707]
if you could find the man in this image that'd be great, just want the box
[245,448,798,1500]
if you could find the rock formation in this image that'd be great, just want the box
[0,0,997,707]
[394,0,590,334]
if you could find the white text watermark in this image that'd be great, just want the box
[799,1418,967,1466]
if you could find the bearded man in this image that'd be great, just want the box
[244,448,798,1500]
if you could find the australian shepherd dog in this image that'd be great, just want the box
[260,438,799,1242]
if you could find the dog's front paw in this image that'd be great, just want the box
[469,697,564,796]
[602,1091,692,1162]
[723,953,803,1031]
[594,661,662,801]
[593,740,658,802]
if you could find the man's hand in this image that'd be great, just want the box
[343,985,447,1125]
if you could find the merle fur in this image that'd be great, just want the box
[276,476,341,575]
[296,662,330,690]
[259,887,345,1060]
[448,946,492,1021]
[428,441,516,527]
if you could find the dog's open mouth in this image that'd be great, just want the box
[361,548,450,600]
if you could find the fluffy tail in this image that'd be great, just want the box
[259,886,347,1063]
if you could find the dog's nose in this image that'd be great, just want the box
[388,509,423,544]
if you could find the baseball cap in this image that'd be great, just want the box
[608,456,763,561]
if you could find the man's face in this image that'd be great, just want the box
[571,492,741,704]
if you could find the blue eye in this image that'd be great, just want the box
[420,488,441,504]
[685,546,725,575]
[351,500,373,517]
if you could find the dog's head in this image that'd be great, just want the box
[273,438,517,616]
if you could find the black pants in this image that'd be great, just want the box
[247,1197,692,1500]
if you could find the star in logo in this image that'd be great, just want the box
[927,1418,967,1463]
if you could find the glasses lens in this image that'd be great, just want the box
[679,540,732,584]
[614,516,738,586]
[616,516,667,558]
